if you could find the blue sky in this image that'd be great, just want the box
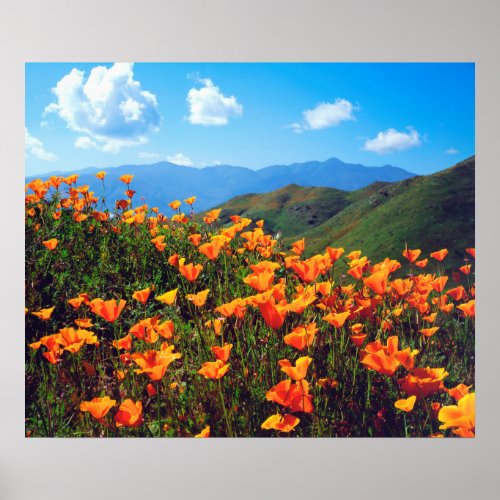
[25,62,475,176]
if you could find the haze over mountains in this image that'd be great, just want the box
[27,157,415,212]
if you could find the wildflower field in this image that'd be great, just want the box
[25,173,475,437]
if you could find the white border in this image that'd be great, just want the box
[2,1,499,499]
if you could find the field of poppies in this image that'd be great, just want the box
[25,172,475,437]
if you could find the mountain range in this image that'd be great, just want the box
[206,156,475,271]
[26,157,415,212]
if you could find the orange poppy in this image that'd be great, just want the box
[364,269,389,295]
[168,200,181,211]
[199,240,224,261]
[58,327,97,353]
[157,320,175,339]
[457,299,475,318]
[132,287,151,304]
[291,254,329,283]
[178,259,203,282]
[278,356,312,381]
[323,311,350,329]
[114,399,143,428]
[350,333,367,347]
[156,288,178,305]
[438,393,475,437]
[394,395,417,412]
[261,413,300,433]
[291,239,305,256]
[432,276,448,293]
[326,246,345,262]
[459,264,472,275]
[96,171,106,180]
[211,343,233,362]
[205,318,223,336]
[446,286,466,301]
[112,334,133,351]
[398,367,449,399]
[80,396,117,420]
[447,383,473,402]
[266,379,314,413]
[197,359,230,379]
[243,270,275,292]
[258,297,288,330]
[414,258,428,268]
[430,249,448,261]
[203,209,221,224]
[132,345,182,381]
[119,174,134,184]
[188,233,202,246]
[42,238,59,251]
[31,306,55,320]
[94,299,126,322]
[465,248,475,259]
[195,425,210,438]
[284,323,317,351]
[187,289,210,307]
[184,196,196,205]
[151,235,166,252]
[68,296,85,309]
[146,383,157,397]
[419,327,439,337]
[402,247,421,263]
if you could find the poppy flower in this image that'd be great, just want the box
[114,399,143,428]
[258,297,288,330]
[205,318,223,336]
[447,286,466,301]
[326,247,345,262]
[95,171,106,180]
[132,287,151,304]
[291,255,329,283]
[80,396,117,420]
[323,311,350,329]
[438,393,475,437]
[419,327,439,337]
[119,174,134,185]
[243,270,275,292]
[465,248,475,259]
[94,299,126,323]
[187,289,210,307]
[146,383,157,397]
[415,259,428,269]
[112,334,133,351]
[430,249,448,261]
[189,233,202,246]
[459,264,472,275]
[211,343,233,362]
[169,200,181,211]
[432,276,448,293]
[68,296,85,309]
[266,379,313,413]
[398,367,449,399]
[195,425,210,438]
[151,235,166,252]
[203,209,221,224]
[350,333,367,347]
[58,327,97,353]
[261,414,300,433]
[284,323,317,351]
[184,196,196,205]
[132,345,182,381]
[156,288,178,305]
[42,239,59,251]
[360,338,401,376]
[199,240,223,261]
[457,300,475,318]
[157,320,175,339]
[278,356,312,381]
[394,395,416,412]
[197,359,230,379]
[31,307,55,320]
[291,239,305,256]
[364,270,389,295]
[178,259,203,282]
[402,247,421,264]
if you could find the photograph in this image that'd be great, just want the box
[25,62,475,438]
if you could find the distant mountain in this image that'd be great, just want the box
[205,156,475,271]
[26,157,415,212]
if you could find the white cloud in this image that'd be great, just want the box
[186,78,243,126]
[362,127,422,154]
[75,136,98,149]
[138,152,160,160]
[44,62,160,153]
[201,160,223,167]
[290,98,357,132]
[445,147,459,155]
[25,128,57,161]
[166,153,193,166]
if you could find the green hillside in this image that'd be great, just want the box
[203,157,474,271]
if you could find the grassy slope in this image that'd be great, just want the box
[297,157,475,270]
